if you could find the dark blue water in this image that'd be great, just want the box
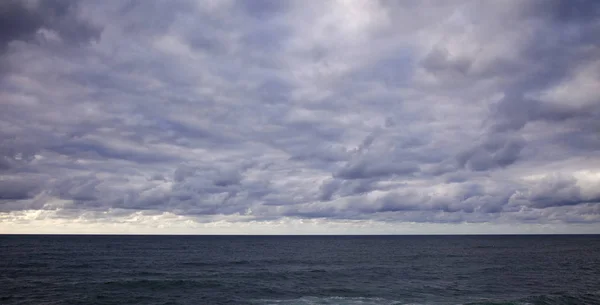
[1,235,600,305]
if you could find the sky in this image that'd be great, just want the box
[1,0,599,234]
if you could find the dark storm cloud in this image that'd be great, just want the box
[0,178,40,200]
[535,0,600,25]
[0,0,101,52]
[0,0,599,230]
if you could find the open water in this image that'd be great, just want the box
[1,235,599,304]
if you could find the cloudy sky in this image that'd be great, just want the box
[1,0,599,234]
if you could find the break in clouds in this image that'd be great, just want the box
[1,0,599,233]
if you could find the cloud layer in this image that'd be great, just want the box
[1,0,599,233]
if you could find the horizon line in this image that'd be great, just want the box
[2,233,599,236]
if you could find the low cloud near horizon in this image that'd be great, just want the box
[1,0,599,234]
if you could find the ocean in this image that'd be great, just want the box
[1,235,599,305]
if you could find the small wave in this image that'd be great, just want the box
[521,292,600,305]
[232,260,252,265]
[127,271,166,276]
[101,279,222,290]
[256,293,600,305]
[180,259,252,267]
[15,262,49,268]
[60,263,92,269]
[463,292,600,305]
[255,296,402,305]
[309,269,327,273]
[180,261,214,267]
[465,301,534,305]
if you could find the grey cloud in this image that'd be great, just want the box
[444,172,470,184]
[0,1,599,230]
[421,46,471,76]
[239,0,289,19]
[319,178,385,201]
[369,182,511,215]
[173,165,199,183]
[437,0,600,178]
[50,175,102,202]
[457,133,526,171]
[535,0,600,25]
[331,130,430,180]
[335,160,419,180]
[0,0,101,51]
[0,178,41,201]
[116,0,194,35]
[289,143,349,163]
[0,1,42,50]
[318,178,340,201]
[49,140,179,164]
[489,93,595,133]
[0,142,38,171]
[518,174,600,208]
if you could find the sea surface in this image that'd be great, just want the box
[1,235,600,305]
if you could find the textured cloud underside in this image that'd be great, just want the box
[1,0,599,233]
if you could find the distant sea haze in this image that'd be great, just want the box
[2,235,600,304]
